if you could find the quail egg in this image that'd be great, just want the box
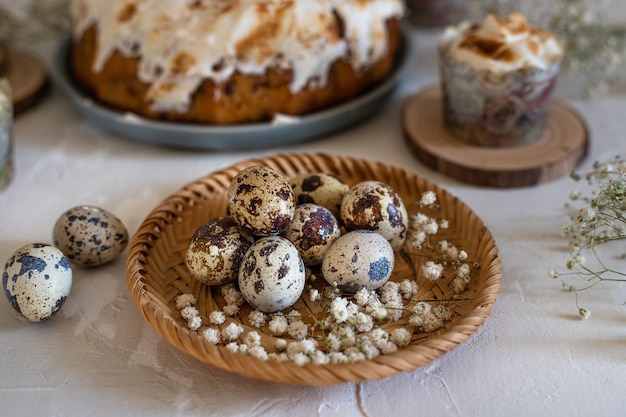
[340,181,408,250]
[53,205,129,267]
[227,166,295,236]
[283,203,341,266]
[290,173,349,219]
[238,236,305,313]
[3,243,72,322]
[321,230,394,292]
[186,217,255,285]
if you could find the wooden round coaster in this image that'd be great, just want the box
[3,49,49,115]
[402,86,589,188]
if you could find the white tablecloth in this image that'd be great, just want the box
[1,27,625,417]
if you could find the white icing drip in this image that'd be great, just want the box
[71,0,404,112]
[439,13,564,73]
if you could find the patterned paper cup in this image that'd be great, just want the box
[439,52,561,147]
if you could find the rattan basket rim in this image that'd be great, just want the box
[126,152,502,386]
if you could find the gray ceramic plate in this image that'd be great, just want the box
[51,35,411,151]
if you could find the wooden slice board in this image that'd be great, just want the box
[402,86,589,188]
[1,48,49,115]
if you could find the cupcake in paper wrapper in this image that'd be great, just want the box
[438,13,564,147]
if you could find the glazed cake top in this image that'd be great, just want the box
[71,0,404,112]
[438,12,563,73]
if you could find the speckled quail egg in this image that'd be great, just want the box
[340,181,408,250]
[238,236,305,313]
[186,216,255,286]
[52,205,129,267]
[3,243,72,322]
[321,230,395,292]
[227,166,295,236]
[283,203,341,267]
[290,172,349,219]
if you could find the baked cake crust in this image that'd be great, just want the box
[70,0,404,125]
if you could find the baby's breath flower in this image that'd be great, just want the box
[330,297,349,323]
[420,191,437,206]
[422,261,443,281]
[578,206,596,221]
[287,320,308,340]
[354,287,372,306]
[201,327,221,344]
[380,341,399,354]
[421,312,444,333]
[222,322,244,341]
[224,342,239,353]
[222,303,240,317]
[268,314,288,336]
[209,310,226,325]
[452,277,467,294]
[221,283,244,306]
[434,304,453,321]
[248,345,269,360]
[187,315,202,331]
[579,308,591,320]
[175,293,197,309]
[398,279,418,299]
[309,288,321,302]
[248,310,267,328]
[424,219,439,235]
[180,306,199,321]
[275,338,288,352]
[352,312,374,332]
[243,331,262,347]
[390,328,412,348]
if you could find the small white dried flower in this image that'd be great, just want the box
[287,320,308,340]
[424,219,439,235]
[398,279,418,299]
[420,190,437,206]
[390,328,412,348]
[222,303,240,317]
[221,284,244,306]
[579,206,596,221]
[352,312,374,333]
[248,309,267,328]
[187,315,202,331]
[422,261,443,280]
[175,293,197,309]
[248,345,269,360]
[354,287,372,306]
[579,308,591,320]
[275,338,288,352]
[224,342,239,353]
[309,288,321,302]
[421,312,444,332]
[180,306,199,321]
[268,314,289,336]
[330,297,349,323]
[243,331,261,347]
[222,322,244,342]
[201,327,221,344]
[209,310,226,325]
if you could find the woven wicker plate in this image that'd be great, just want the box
[126,153,502,386]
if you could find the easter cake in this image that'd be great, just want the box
[69,0,405,125]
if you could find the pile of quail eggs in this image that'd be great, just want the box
[2,205,128,322]
[185,166,408,314]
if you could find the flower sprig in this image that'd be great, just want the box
[549,156,626,319]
